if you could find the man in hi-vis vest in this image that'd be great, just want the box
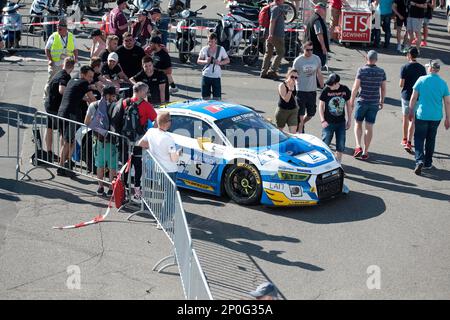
[44,19,78,99]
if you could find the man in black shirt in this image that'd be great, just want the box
[393,0,409,53]
[101,35,119,63]
[44,57,75,161]
[57,66,96,176]
[305,3,330,67]
[407,0,427,52]
[318,73,352,163]
[116,32,146,79]
[148,36,178,93]
[130,56,168,105]
[101,52,130,90]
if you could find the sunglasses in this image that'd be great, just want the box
[124,39,133,42]
[305,48,313,52]
[290,76,298,79]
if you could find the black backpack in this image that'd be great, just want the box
[119,98,145,142]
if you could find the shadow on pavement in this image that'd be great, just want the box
[0,103,37,126]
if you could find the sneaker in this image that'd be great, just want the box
[423,164,434,170]
[96,186,105,196]
[353,147,363,158]
[361,153,369,160]
[169,86,179,94]
[401,138,407,146]
[420,40,427,47]
[260,72,269,79]
[266,71,280,80]
[56,167,67,176]
[404,142,413,153]
[107,189,113,197]
[411,38,417,45]
[134,187,142,200]
[414,162,423,175]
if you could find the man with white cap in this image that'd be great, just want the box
[408,60,450,175]
[249,282,278,300]
[100,52,130,90]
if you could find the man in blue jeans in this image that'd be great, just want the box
[408,60,450,175]
[350,50,386,160]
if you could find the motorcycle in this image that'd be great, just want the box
[168,0,190,17]
[175,4,206,63]
[83,0,116,14]
[226,0,297,24]
[128,0,162,15]
[242,21,302,66]
[1,1,26,49]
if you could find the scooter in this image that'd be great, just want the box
[1,1,25,49]
[175,4,206,63]
[168,0,190,17]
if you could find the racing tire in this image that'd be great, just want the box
[224,162,262,205]
[282,2,297,24]
[242,45,259,66]
[86,0,105,14]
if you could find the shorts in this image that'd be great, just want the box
[354,101,380,124]
[275,107,299,128]
[406,17,423,33]
[94,139,118,170]
[322,121,346,152]
[58,116,78,144]
[396,17,407,28]
[423,18,431,26]
[296,91,317,117]
[46,110,58,129]
[201,76,221,100]
[401,98,417,115]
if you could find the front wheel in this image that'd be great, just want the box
[86,0,105,14]
[282,2,297,24]
[224,163,262,205]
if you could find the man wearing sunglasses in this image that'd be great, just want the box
[293,41,324,134]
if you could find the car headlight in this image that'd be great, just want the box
[278,171,310,181]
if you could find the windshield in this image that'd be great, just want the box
[215,112,289,148]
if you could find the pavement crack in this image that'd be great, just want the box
[95,223,106,266]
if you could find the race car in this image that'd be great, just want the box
[163,100,347,206]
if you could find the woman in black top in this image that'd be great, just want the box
[275,69,299,133]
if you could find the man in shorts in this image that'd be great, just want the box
[393,0,409,52]
[406,0,427,52]
[350,50,386,160]
[292,41,324,134]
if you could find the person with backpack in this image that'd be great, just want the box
[112,82,157,199]
[197,33,230,100]
[260,0,285,80]
[84,85,118,196]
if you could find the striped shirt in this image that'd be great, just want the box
[356,64,386,104]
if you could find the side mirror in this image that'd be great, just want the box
[200,5,207,10]
[197,137,212,150]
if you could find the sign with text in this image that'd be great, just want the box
[340,10,372,43]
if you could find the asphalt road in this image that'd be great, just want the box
[0,0,449,299]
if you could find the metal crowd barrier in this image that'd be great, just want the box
[140,150,213,300]
[0,106,22,180]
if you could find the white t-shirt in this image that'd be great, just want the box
[199,45,228,78]
[143,128,178,173]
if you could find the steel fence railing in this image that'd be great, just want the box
[141,150,212,300]
[0,106,22,180]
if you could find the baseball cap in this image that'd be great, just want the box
[90,29,102,38]
[149,7,162,14]
[426,60,440,70]
[367,50,378,61]
[325,73,341,86]
[249,282,278,298]
[107,52,119,62]
[102,85,116,96]
[150,36,162,45]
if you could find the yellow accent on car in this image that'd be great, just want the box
[181,179,214,191]
[264,189,317,206]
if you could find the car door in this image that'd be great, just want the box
[168,114,226,194]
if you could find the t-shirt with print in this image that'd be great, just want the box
[45,69,71,113]
[293,54,322,92]
[132,70,169,104]
[57,78,92,121]
[356,64,386,104]
[413,74,450,121]
[199,45,229,78]
[101,64,122,81]
[320,84,351,124]
[409,0,426,18]
[143,128,178,173]
[400,62,426,100]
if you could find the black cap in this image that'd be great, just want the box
[102,85,116,96]
[90,29,102,38]
[149,7,162,14]
[150,36,162,45]
[325,73,340,86]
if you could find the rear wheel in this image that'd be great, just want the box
[282,2,297,24]
[224,163,262,205]
[86,0,105,14]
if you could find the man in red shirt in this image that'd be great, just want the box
[110,0,130,44]
[120,82,157,199]
[329,0,342,41]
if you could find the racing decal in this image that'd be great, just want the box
[264,189,317,206]
[298,150,328,164]
[236,163,261,184]
[186,162,215,180]
[204,105,224,113]
[180,179,214,192]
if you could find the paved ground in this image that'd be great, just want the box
[0,0,449,299]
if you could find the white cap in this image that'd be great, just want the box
[107,52,119,62]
